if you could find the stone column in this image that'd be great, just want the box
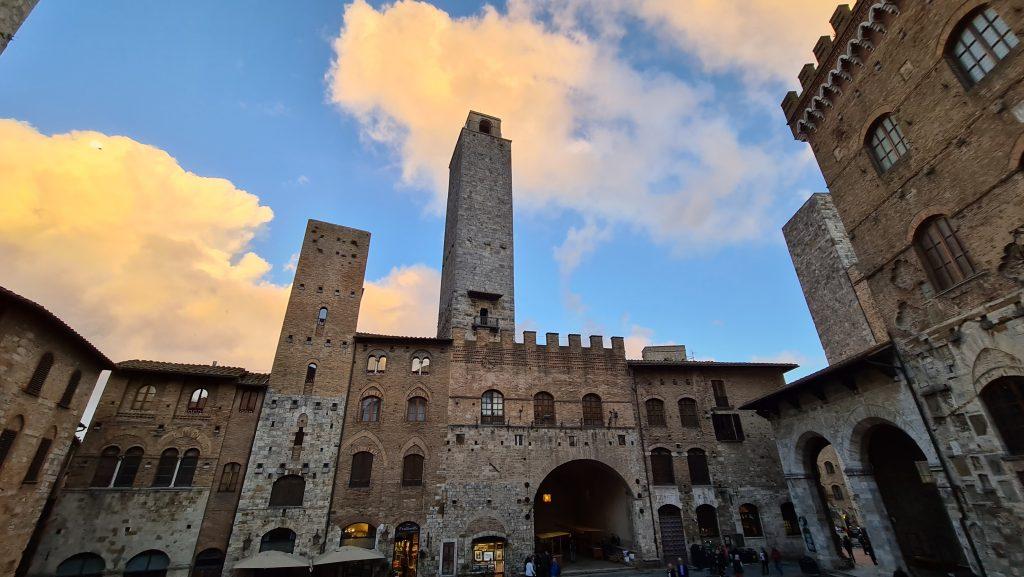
[844,468,903,573]
[785,474,844,569]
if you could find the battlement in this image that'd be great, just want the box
[452,328,626,358]
[781,1,901,141]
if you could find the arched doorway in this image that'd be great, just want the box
[191,549,224,577]
[658,505,687,563]
[534,460,635,568]
[392,522,420,577]
[801,435,862,567]
[866,425,966,574]
[471,537,506,577]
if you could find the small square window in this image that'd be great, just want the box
[455,434,465,445]
[514,434,524,446]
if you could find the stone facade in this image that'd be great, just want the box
[0,287,112,577]
[761,1,1024,576]
[0,0,37,55]
[28,361,266,577]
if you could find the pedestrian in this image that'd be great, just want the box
[551,557,561,577]
[526,556,536,577]
[732,554,744,577]
[677,557,689,577]
[770,548,783,576]
[841,536,854,561]
[538,551,550,577]
[759,549,769,576]
[667,562,679,577]
[860,533,877,566]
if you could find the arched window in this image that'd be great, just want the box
[23,432,53,483]
[219,462,241,492]
[131,385,157,411]
[823,461,835,475]
[25,352,54,396]
[124,550,170,577]
[317,307,328,327]
[305,363,317,385]
[582,394,603,427]
[650,448,675,485]
[367,354,387,373]
[914,215,975,292]
[980,376,1024,455]
[191,548,224,577]
[349,451,373,487]
[739,503,764,537]
[696,504,719,538]
[687,448,711,486]
[678,398,699,428]
[174,448,199,487]
[341,522,377,549]
[402,453,425,486]
[481,390,504,425]
[646,399,666,427]
[533,392,556,425]
[293,426,305,447]
[780,502,800,536]
[152,448,179,487]
[0,415,23,472]
[831,485,844,500]
[260,528,297,554]
[867,114,909,172]
[950,6,1019,85]
[360,396,382,422]
[411,354,431,375]
[113,446,143,487]
[187,388,209,413]
[56,553,105,577]
[479,119,492,134]
[269,474,305,506]
[406,397,427,422]
[92,446,120,487]
[58,370,82,408]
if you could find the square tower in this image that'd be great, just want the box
[437,111,515,339]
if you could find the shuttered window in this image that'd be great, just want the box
[678,398,700,428]
[712,414,745,442]
[651,448,675,485]
[23,437,52,483]
[646,399,666,427]
[402,454,424,486]
[58,370,82,408]
[350,451,373,487]
[25,352,54,396]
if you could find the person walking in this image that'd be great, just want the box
[860,532,878,566]
[667,562,679,577]
[551,557,561,577]
[538,552,550,577]
[677,557,689,577]
[759,549,769,576]
[770,548,783,576]
[732,553,744,577]
[841,536,855,561]
[525,556,536,577]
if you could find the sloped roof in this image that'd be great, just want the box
[0,285,113,367]
[116,359,269,386]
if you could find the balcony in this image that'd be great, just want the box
[473,316,500,330]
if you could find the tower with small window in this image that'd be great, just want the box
[437,111,516,339]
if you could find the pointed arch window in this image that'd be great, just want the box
[646,398,666,427]
[914,215,975,292]
[305,363,317,385]
[402,454,424,486]
[411,354,431,375]
[132,385,157,411]
[950,6,1019,85]
[174,448,199,487]
[980,376,1024,455]
[678,398,699,428]
[360,396,382,422]
[219,462,241,492]
[533,392,555,425]
[25,352,54,396]
[481,390,504,425]
[407,397,427,422]
[187,388,209,413]
[58,370,82,408]
[152,448,179,487]
[269,475,305,506]
[582,394,603,427]
[687,448,711,486]
[739,503,764,537]
[113,446,144,487]
[350,451,373,487]
[367,354,387,374]
[651,448,675,485]
[867,114,909,172]
[91,446,120,487]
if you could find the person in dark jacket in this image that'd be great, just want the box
[770,548,783,575]
[841,536,855,561]
[732,554,744,577]
[860,533,877,566]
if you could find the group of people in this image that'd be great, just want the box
[669,546,784,577]
[524,552,560,577]
[840,530,877,566]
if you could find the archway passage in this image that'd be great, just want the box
[534,460,635,569]
[658,505,687,563]
[867,425,966,574]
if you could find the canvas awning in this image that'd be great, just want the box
[313,546,386,565]
[536,531,571,540]
[235,551,309,569]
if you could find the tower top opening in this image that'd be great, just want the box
[466,111,502,138]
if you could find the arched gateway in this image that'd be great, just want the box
[533,460,637,569]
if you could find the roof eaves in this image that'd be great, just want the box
[0,285,113,367]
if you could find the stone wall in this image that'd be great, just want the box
[0,0,38,54]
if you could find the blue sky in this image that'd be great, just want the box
[0,1,834,379]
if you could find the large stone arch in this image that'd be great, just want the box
[342,430,388,465]
[971,347,1023,390]
[843,407,936,471]
[465,515,507,539]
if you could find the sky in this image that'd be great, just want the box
[0,1,837,396]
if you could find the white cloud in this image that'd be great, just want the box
[751,350,811,366]
[326,0,813,255]
[358,264,441,337]
[623,324,654,359]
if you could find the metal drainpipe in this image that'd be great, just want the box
[888,337,987,577]
[321,338,360,555]
[629,368,662,563]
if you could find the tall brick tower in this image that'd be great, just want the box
[437,111,515,339]
[226,220,370,570]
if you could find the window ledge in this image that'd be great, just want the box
[931,271,988,300]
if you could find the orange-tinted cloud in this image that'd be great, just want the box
[359,265,441,337]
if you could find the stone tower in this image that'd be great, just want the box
[226,219,370,570]
[437,111,515,339]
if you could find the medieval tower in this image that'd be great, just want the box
[225,220,371,571]
[437,111,516,339]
